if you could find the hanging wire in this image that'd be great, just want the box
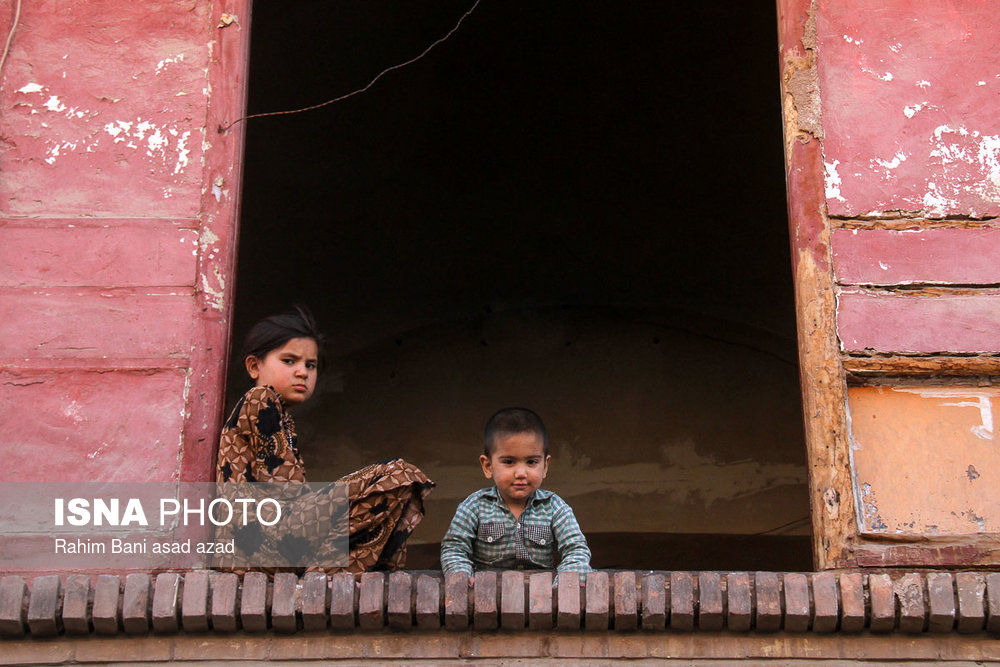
[0,0,22,88]
[219,0,481,133]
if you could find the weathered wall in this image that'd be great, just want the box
[781,0,1000,568]
[0,0,250,482]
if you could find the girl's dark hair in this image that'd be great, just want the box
[241,305,326,364]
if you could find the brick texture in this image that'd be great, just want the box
[0,576,27,638]
[209,572,239,632]
[151,572,180,633]
[726,572,751,632]
[271,572,298,634]
[2,569,999,640]
[698,572,723,631]
[812,572,839,633]
[613,571,637,631]
[121,573,151,634]
[180,570,210,633]
[26,575,61,637]
[669,571,694,631]
[755,571,781,632]
[955,572,985,633]
[640,573,666,631]
[500,571,525,631]
[473,571,498,631]
[239,571,268,633]
[784,573,811,633]
[528,572,553,630]
[91,574,121,635]
[61,574,91,636]
[415,574,442,630]
[556,572,581,630]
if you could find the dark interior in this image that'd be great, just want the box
[231,0,811,571]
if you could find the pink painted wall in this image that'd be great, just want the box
[812,0,1000,566]
[0,0,250,482]
[818,1,1000,357]
[818,0,1000,219]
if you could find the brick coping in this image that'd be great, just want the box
[0,570,998,638]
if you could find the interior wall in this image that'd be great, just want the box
[229,0,809,570]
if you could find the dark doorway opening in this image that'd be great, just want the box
[230,0,811,571]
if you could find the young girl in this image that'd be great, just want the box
[216,306,434,572]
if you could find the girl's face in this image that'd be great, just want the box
[245,337,319,406]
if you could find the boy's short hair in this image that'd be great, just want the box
[483,407,549,457]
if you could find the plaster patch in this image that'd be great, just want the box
[155,53,185,73]
[200,268,226,311]
[922,181,959,216]
[824,160,846,202]
[43,95,66,113]
[146,128,167,156]
[173,131,191,174]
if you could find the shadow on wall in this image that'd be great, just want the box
[267,305,811,570]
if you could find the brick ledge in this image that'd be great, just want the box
[1,570,998,637]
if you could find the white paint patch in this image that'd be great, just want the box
[842,34,863,45]
[926,126,1000,206]
[878,261,889,270]
[895,387,995,441]
[922,181,959,216]
[873,150,908,170]
[44,95,66,113]
[173,130,191,174]
[101,118,194,174]
[824,160,846,202]
[889,42,902,53]
[155,53,185,73]
[978,81,987,86]
[17,82,43,94]
[146,128,167,156]
[200,269,226,312]
[211,177,225,202]
[917,80,931,89]
[903,102,927,118]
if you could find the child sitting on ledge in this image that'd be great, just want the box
[440,407,591,579]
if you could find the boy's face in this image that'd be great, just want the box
[480,431,550,508]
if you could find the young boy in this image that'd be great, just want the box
[440,408,592,577]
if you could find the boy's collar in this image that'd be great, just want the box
[484,486,554,504]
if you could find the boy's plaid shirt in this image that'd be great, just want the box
[440,486,592,576]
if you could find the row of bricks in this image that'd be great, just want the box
[2,570,999,638]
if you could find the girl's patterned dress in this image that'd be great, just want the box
[215,385,434,572]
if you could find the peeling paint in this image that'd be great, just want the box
[824,160,846,202]
[43,95,67,113]
[155,53,185,73]
[894,387,994,440]
[199,269,226,312]
[17,82,44,94]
